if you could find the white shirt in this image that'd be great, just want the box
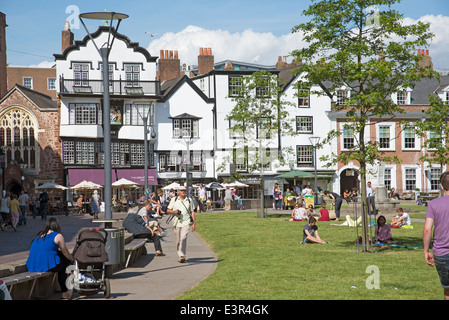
[168,196,194,228]
[293,208,307,220]
[302,187,313,196]
[397,212,411,225]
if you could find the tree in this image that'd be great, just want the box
[411,95,449,196]
[222,70,296,217]
[291,0,436,250]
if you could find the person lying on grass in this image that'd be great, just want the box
[302,217,329,244]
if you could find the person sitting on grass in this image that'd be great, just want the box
[318,203,330,221]
[416,196,428,206]
[375,215,395,244]
[302,217,329,244]
[305,204,319,220]
[289,203,307,221]
[390,207,411,228]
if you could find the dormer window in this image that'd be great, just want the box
[336,89,349,106]
[397,90,407,105]
[395,87,411,105]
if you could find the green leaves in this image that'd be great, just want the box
[291,0,436,172]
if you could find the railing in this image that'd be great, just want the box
[59,78,160,96]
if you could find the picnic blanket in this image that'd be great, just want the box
[374,242,423,249]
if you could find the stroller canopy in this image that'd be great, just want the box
[72,229,109,264]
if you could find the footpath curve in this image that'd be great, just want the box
[0,211,217,300]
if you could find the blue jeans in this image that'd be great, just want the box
[434,254,449,289]
[18,205,27,225]
[275,199,282,210]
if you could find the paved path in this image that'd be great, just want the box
[0,205,424,300]
[0,211,217,300]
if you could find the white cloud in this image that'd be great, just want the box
[147,25,306,67]
[147,14,449,71]
[10,60,56,68]
[413,14,449,70]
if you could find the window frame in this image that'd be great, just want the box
[23,77,33,89]
[296,116,313,134]
[402,124,420,151]
[376,122,395,151]
[296,145,313,167]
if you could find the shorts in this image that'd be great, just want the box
[434,254,449,289]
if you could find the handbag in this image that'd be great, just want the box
[328,205,336,220]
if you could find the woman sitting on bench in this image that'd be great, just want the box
[26,218,73,300]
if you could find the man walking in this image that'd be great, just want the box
[167,186,195,263]
[18,191,29,225]
[424,171,449,300]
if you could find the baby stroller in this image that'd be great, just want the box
[66,227,111,299]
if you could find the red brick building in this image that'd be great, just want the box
[0,85,62,197]
[0,12,63,199]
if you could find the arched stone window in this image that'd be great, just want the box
[0,107,38,170]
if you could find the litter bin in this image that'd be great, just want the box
[104,227,125,265]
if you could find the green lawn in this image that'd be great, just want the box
[178,211,442,300]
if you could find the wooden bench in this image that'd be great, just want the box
[124,238,148,268]
[1,271,57,300]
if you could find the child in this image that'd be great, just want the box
[390,207,411,228]
[318,203,330,221]
[375,215,394,244]
[290,203,307,221]
[206,197,212,210]
[146,220,167,238]
[302,217,329,244]
[306,204,319,220]
[9,194,20,231]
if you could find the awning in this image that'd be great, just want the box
[276,170,315,179]
[68,168,158,186]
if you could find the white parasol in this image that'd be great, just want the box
[36,182,67,190]
[112,178,138,188]
[163,182,181,190]
[71,180,102,190]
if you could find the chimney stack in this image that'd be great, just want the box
[62,21,74,52]
[198,47,214,75]
[158,49,181,82]
[417,48,433,70]
[276,55,302,70]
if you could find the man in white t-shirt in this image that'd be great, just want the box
[390,207,411,227]
[167,186,195,263]
[302,185,313,196]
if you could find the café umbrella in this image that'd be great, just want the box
[112,178,138,188]
[36,182,67,190]
[71,180,102,190]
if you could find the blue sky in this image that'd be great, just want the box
[2,0,449,68]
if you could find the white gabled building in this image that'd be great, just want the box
[156,75,215,183]
[54,24,215,192]
[190,55,337,197]
[276,67,337,192]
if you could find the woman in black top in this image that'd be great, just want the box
[324,190,343,221]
